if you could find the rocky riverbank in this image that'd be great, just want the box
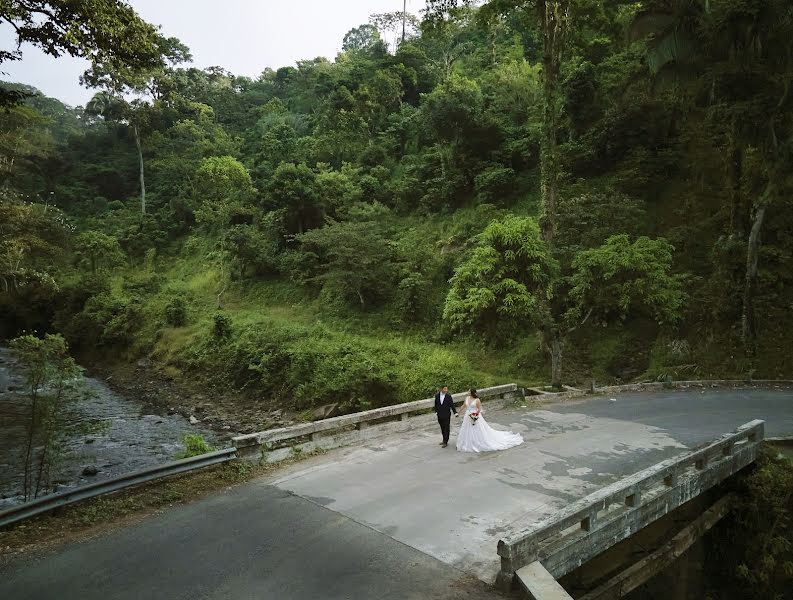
[0,348,222,507]
[89,358,299,437]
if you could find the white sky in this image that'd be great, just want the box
[0,0,426,107]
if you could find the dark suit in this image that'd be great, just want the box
[434,392,457,444]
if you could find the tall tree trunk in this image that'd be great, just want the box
[550,335,563,390]
[536,1,568,386]
[34,435,49,499]
[741,203,766,355]
[727,130,743,237]
[133,123,146,215]
[23,392,38,502]
[402,0,407,45]
[216,236,227,309]
[537,0,568,246]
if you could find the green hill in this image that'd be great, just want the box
[2,1,792,417]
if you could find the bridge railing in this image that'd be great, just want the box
[233,383,522,461]
[496,419,765,591]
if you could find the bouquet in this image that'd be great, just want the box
[469,410,480,425]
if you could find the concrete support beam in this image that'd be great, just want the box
[578,494,735,600]
[517,561,574,600]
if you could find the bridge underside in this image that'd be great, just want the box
[527,491,735,600]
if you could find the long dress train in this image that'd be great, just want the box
[456,396,523,452]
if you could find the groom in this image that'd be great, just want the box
[434,385,458,448]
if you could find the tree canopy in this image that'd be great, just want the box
[1,0,792,422]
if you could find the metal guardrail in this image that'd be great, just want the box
[0,447,237,529]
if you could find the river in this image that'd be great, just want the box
[0,347,221,508]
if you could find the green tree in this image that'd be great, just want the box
[85,91,151,215]
[297,219,396,308]
[445,218,687,387]
[0,1,168,105]
[74,230,125,275]
[84,37,191,215]
[193,156,256,306]
[0,101,54,187]
[342,24,382,52]
[194,155,256,226]
[10,333,83,500]
[566,235,686,326]
[443,216,558,340]
[267,162,321,234]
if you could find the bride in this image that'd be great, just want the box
[456,389,523,453]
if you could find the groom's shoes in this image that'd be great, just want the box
[439,441,445,445]
[441,443,448,448]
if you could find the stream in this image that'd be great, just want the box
[0,347,221,508]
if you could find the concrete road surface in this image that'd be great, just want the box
[1,386,790,599]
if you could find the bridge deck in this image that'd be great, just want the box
[272,387,792,582]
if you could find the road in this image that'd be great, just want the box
[1,386,791,599]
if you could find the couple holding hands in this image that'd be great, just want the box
[433,386,523,453]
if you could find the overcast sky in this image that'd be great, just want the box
[1,0,426,107]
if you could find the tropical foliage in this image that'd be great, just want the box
[1,0,792,407]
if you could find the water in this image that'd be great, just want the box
[0,347,221,508]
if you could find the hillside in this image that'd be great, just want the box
[2,1,792,419]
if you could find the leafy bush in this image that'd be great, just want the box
[212,312,232,339]
[443,216,558,343]
[707,450,793,599]
[474,165,516,205]
[176,434,215,459]
[164,295,188,327]
[296,219,397,309]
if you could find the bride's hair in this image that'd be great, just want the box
[469,388,479,399]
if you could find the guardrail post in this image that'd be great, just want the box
[625,491,640,507]
[581,511,597,532]
[400,413,409,422]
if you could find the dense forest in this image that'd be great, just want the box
[1,0,792,415]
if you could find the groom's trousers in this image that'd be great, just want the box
[438,415,451,444]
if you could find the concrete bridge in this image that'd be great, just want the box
[1,385,791,599]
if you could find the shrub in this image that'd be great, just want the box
[474,165,516,205]
[176,434,215,459]
[212,312,232,339]
[164,296,188,327]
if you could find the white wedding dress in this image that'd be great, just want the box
[456,396,523,452]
